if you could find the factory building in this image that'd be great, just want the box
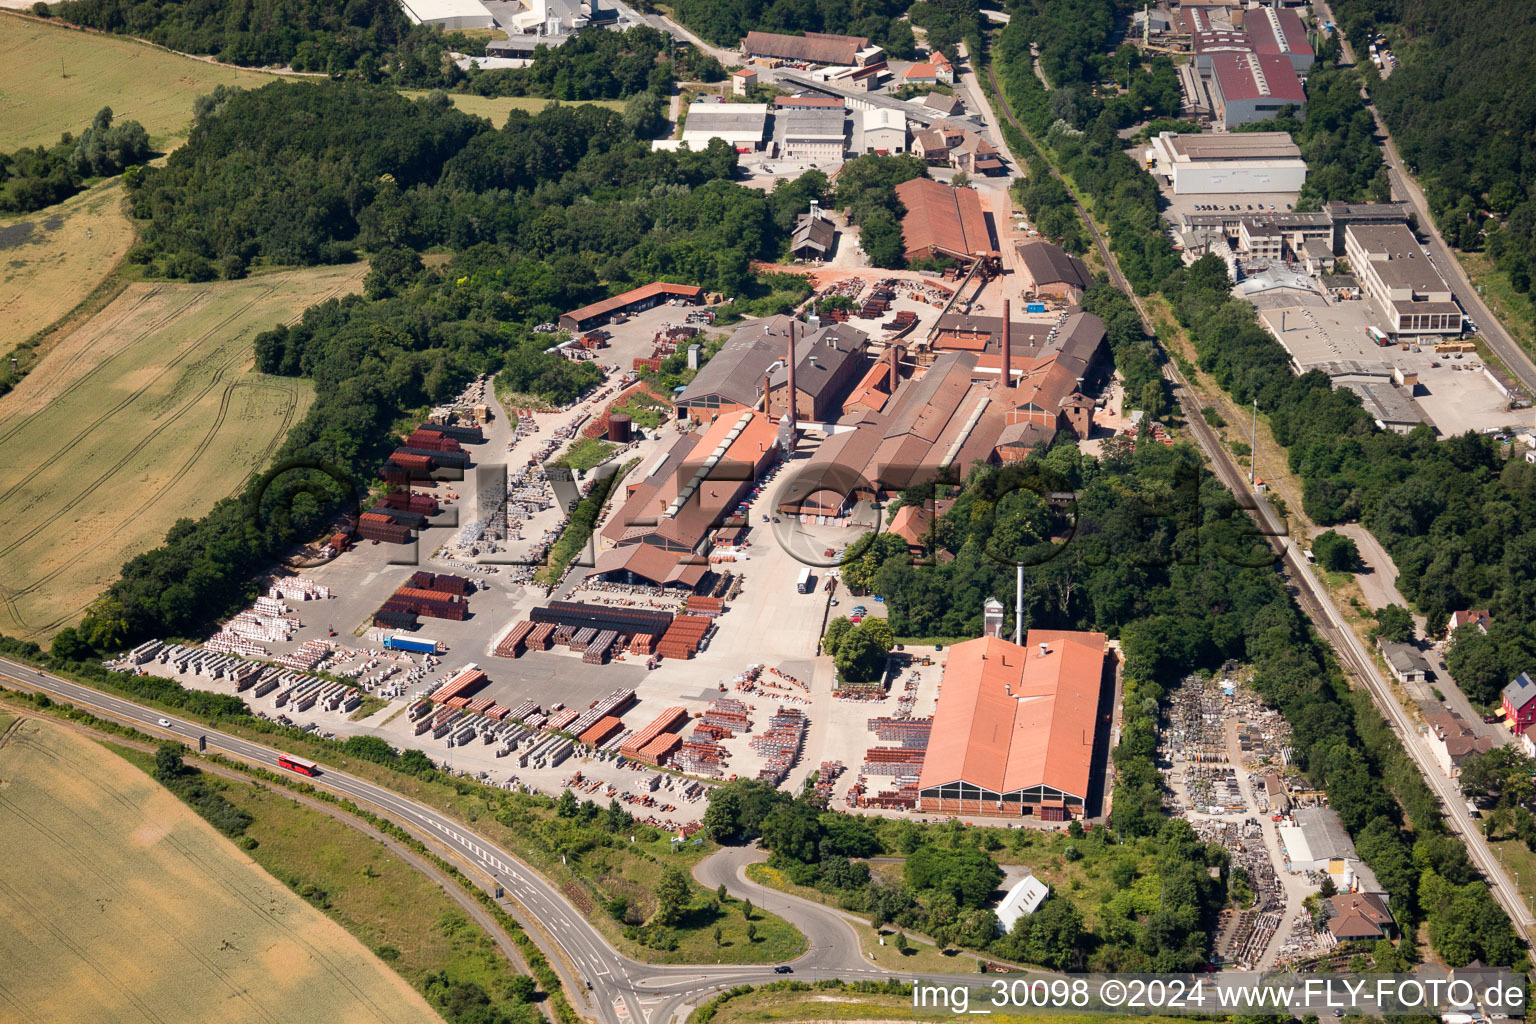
[1344,222,1463,335]
[1147,131,1307,194]
[1208,51,1306,128]
[680,100,770,151]
[1017,240,1092,301]
[765,322,870,422]
[917,630,1110,820]
[743,30,872,67]
[1246,4,1315,72]
[892,178,999,267]
[593,410,779,589]
[780,108,847,161]
[399,0,494,29]
[859,108,908,153]
[674,315,797,423]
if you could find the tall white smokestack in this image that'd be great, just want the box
[1014,564,1023,645]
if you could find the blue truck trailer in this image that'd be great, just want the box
[384,635,439,654]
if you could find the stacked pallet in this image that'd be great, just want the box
[673,736,727,777]
[868,717,933,748]
[526,622,556,651]
[702,698,750,734]
[410,571,472,596]
[388,586,469,621]
[380,490,441,516]
[752,707,807,784]
[495,620,535,658]
[570,626,597,650]
[386,451,435,476]
[374,607,419,629]
[466,697,496,715]
[505,700,539,722]
[360,511,413,544]
[629,634,653,656]
[486,704,511,721]
[579,716,623,747]
[545,708,580,732]
[406,430,464,453]
[584,629,619,665]
[639,732,683,766]
[431,667,488,703]
[368,505,427,529]
[396,445,470,469]
[684,595,725,617]
[861,746,925,776]
[621,707,689,760]
[567,689,637,738]
[424,423,484,445]
[655,615,710,660]
[278,639,332,671]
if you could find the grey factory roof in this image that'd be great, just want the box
[674,314,795,409]
[1019,240,1091,291]
[1293,807,1356,862]
[1347,223,1453,294]
[768,322,868,398]
[683,102,769,135]
[1340,380,1426,428]
[1159,130,1302,162]
[781,108,847,141]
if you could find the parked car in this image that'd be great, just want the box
[774,966,794,975]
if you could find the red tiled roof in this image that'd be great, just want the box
[561,282,703,327]
[1211,51,1306,104]
[918,631,1108,801]
[893,178,999,260]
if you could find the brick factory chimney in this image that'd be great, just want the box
[1000,299,1012,390]
[787,319,798,424]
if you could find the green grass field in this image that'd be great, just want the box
[1457,251,1536,360]
[0,716,442,1024]
[0,264,365,638]
[400,90,626,125]
[554,436,617,471]
[0,13,281,150]
[110,743,538,1023]
[693,986,1193,1024]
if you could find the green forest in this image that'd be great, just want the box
[0,106,149,213]
[1331,0,1536,294]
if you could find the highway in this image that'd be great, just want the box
[0,659,999,1024]
[1312,0,1536,396]
[980,60,1536,945]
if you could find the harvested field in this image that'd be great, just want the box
[0,714,444,1024]
[0,177,135,347]
[0,13,280,151]
[0,264,366,638]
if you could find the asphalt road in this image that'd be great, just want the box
[1311,0,1536,395]
[981,59,1536,946]
[0,659,996,1024]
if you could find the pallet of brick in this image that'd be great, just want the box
[583,629,619,665]
[359,512,413,544]
[580,716,623,747]
[505,700,539,722]
[629,634,653,655]
[406,430,465,453]
[684,595,725,617]
[546,708,579,732]
[410,571,473,597]
[526,622,555,651]
[467,698,496,714]
[369,504,428,529]
[621,707,689,759]
[571,626,597,650]
[486,704,510,721]
[381,490,441,516]
[425,423,485,445]
[447,696,470,709]
[432,666,488,703]
[637,732,682,766]
[396,446,470,469]
[566,689,637,737]
[495,620,535,658]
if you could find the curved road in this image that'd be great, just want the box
[0,659,992,1024]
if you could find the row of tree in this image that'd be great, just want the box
[667,0,918,59]
[0,106,149,213]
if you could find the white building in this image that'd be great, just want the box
[399,0,494,29]
[860,108,907,153]
[1146,131,1306,194]
[680,101,770,151]
[995,875,1049,934]
[1344,222,1464,335]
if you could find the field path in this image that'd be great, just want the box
[0,715,445,1024]
[0,264,365,637]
